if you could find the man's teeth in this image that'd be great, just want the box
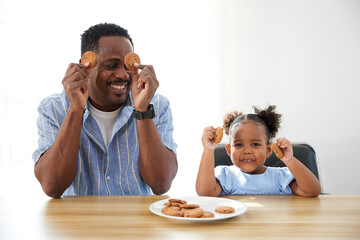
[110,84,125,90]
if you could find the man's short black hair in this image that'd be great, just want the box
[81,23,134,55]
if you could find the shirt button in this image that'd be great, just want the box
[107,176,110,180]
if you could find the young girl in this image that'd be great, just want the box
[196,105,321,197]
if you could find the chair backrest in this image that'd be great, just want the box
[214,143,320,181]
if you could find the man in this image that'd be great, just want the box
[33,23,178,198]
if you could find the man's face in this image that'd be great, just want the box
[88,36,133,111]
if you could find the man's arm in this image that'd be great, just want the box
[130,63,177,194]
[137,119,178,195]
[35,107,84,198]
[34,63,89,198]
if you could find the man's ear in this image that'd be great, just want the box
[225,144,231,157]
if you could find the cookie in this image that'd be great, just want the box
[168,199,187,204]
[124,52,140,70]
[200,211,215,218]
[162,206,181,217]
[80,51,97,69]
[183,208,204,218]
[179,208,188,217]
[160,198,217,218]
[179,204,200,209]
[215,206,235,214]
[214,127,223,143]
[164,202,181,207]
[271,142,284,159]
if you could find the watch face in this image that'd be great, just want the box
[133,104,155,120]
[133,111,143,120]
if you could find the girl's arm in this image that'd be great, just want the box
[275,138,321,197]
[196,127,223,197]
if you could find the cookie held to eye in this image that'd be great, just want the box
[80,51,98,69]
[124,52,141,70]
[213,127,223,144]
[271,142,284,159]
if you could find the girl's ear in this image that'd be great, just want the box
[225,144,231,157]
[266,142,272,158]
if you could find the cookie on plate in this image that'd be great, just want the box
[162,206,181,217]
[168,199,187,204]
[183,208,204,218]
[215,206,235,214]
[179,204,200,209]
[200,211,215,218]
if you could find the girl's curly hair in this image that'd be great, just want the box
[223,105,282,142]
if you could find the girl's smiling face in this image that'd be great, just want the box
[225,121,272,174]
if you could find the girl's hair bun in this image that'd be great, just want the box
[222,105,282,142]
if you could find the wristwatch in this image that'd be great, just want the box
[133,104,155,120]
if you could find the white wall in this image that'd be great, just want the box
[214,0,360,194]
[0,0,359,198]
[0,0,217,197]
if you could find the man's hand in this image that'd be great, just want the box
[129,62,177,194]
[130,63,159,111]
[62,63,90,111]
[36,63,91,198]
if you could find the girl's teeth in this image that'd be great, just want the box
[111,84,125,90]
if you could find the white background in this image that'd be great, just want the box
[0,0,359,199]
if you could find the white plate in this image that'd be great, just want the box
[149,196,247,222]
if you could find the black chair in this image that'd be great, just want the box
[214,143,320,181]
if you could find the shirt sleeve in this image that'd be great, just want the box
[153,95,177,154]
[278,167,295,194]
[32,97,61,164]
[215,166,232,196]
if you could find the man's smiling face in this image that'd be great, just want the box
[88,36,133,111]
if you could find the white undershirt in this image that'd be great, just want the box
[87,102,122,150]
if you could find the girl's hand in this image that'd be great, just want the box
[275,138,294,162]
[202,126,218,150]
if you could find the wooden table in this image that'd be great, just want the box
[1,195,359,239]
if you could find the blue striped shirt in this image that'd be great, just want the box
[32,90,177,196]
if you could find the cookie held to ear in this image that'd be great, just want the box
[271,142,284,159]
[124,52,141,70]
[80,51,98,69]
[214,127,223,144]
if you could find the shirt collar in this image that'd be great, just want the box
[83,95,134,122]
